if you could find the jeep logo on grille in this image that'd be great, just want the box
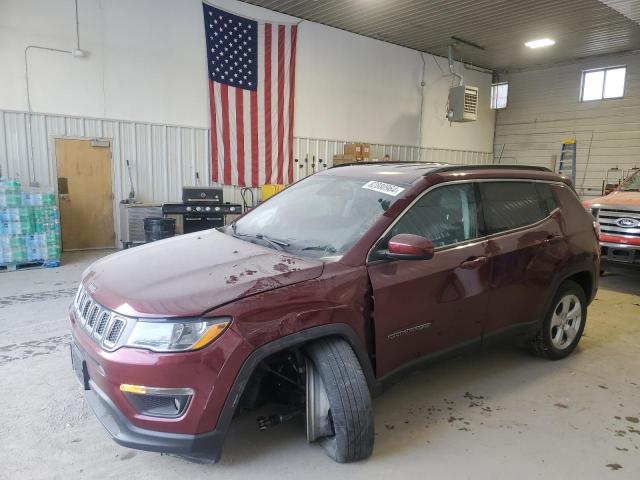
[616,217,640,228]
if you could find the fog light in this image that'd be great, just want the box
[120,384,194,396]
[120,384,193,417]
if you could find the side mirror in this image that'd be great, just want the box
[385,234,434,260]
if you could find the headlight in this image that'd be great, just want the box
[125,317,230,352]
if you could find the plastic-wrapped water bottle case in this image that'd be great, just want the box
[0,177,61,266]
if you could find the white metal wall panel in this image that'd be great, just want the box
[494,52,640,197]
[1,109,491,245]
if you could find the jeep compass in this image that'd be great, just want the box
[70,163,599,463]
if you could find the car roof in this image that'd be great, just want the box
[323,162,554,185]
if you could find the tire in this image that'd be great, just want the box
[304,337,374,463]
[530,280,587,360]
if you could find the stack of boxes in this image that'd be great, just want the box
[0,178,61,267]
[333,143,371,166]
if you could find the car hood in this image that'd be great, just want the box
[82,230,324,318]
[585,191,640,207]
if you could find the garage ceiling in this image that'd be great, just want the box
[241,0,640,71]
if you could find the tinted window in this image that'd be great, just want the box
[480,182,551,235]
[390,183,479,248]
[535,182,559,212]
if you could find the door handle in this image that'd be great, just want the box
[459,256,488,269]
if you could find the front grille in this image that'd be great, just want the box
[597,207,640,238]
[74,285,127,350]
[105,319,125,346]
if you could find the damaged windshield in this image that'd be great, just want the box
[229,174,404,259]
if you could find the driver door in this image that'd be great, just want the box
[367,182,491,377]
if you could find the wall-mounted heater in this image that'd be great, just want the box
[447,85,479,122]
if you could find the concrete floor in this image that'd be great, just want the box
[1,250,639,480]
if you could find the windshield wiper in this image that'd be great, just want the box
[232,231,290,250]
[301,245,337,253]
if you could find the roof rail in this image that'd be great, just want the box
[427,164,551,175]
[329,162,551,173]
[330,161,444,169]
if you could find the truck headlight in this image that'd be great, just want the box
[125,317,230,352]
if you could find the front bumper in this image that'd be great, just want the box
[71,338,225,461]
[85,377,224,462]
[69,307,253,462]
[600,241,640,270]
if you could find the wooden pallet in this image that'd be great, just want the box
[0,260,60,272]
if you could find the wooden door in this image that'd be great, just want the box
[55,139,115,250]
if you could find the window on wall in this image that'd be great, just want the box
[580,66,626,101]
[490,82,509,109]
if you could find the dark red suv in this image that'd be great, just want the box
[70,163,599,463]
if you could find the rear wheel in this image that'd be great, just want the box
[530,280,587,360]
[304,338,374,463]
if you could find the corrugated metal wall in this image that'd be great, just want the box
[0,109,491,245]
[494,52,640,197]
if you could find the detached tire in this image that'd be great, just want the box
[530,280,587,360]
[304,338,374,463]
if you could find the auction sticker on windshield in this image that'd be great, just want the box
[362,181,405,197]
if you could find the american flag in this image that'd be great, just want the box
[203,3,297,187]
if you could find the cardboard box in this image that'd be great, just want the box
[360,143,371,159]
[343,143,362,156]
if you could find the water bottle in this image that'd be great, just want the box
[1,235,11,264]
[42,192,55,206]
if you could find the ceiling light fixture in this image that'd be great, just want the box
[525,38,556,49]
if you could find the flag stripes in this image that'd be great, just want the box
[203,4,297,187]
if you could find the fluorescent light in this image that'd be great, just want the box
[525,38,555,49]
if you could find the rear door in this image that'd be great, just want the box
[479,181,565,336]
[367,182,491,377]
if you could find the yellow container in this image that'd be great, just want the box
[260,184,286,201]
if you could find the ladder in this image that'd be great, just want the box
[557,139,577,186]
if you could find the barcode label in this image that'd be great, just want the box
[362,180,405,197]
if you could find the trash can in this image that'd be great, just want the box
[144,217,175,243]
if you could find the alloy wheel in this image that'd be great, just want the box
[550,294,582,350]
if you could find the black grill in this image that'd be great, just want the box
[87,305,100,328]
[124,392,191,417]
[107,319,125,344]
[95,313,110,335]
[74,285,127,349]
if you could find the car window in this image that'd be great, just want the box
[535,182,559,213]
[389,183,480,248]
[232,174,400,259]
[479,181,551,235]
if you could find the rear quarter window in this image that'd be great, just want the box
[479,181,553,235]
